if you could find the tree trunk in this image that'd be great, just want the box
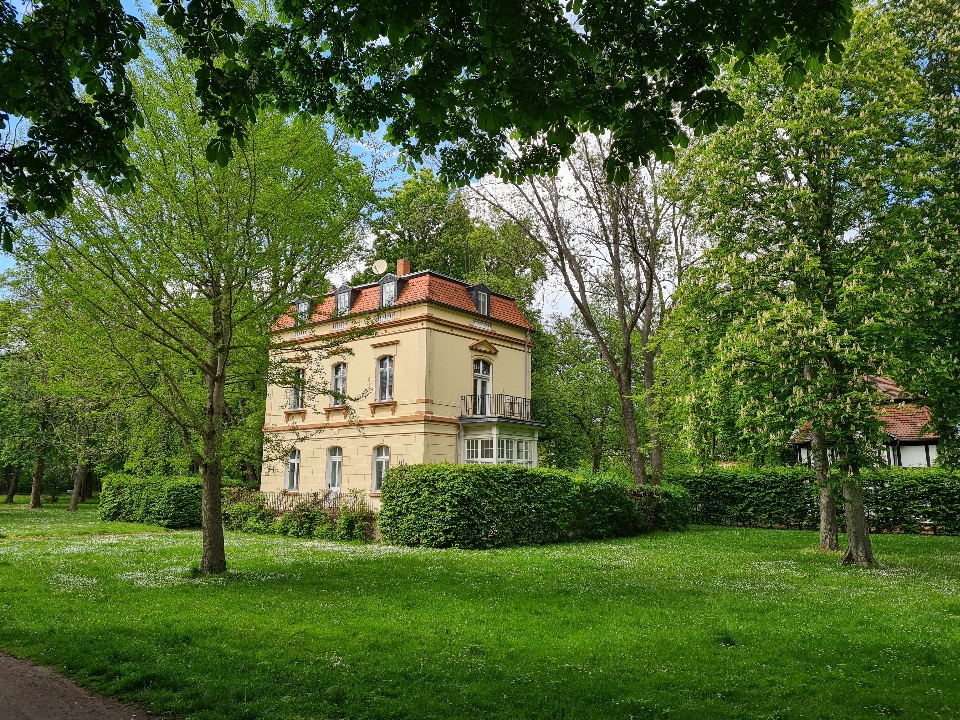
[619,390,647,484]
[68,426,88,512]
[810,428,839,551]
[841,478,876,566]
[3,465,15,504]
[81,466,93,501]
[642,348,663,484]
[29,454,44,509]
[201,347,228,575]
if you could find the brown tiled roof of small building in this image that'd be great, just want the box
[273,270,532,331]
[791,377,937,443]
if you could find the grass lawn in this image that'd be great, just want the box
[0,494,163,537]
[0,497,958,719]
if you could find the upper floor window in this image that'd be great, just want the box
[290,368,305,410]
[381,280,397,308]
[477,291,488,315]
[336,289,351,314]
[331,363,347,407]
[377,356,394,401]
[327,447,342,490]
[473,359,491,414]
[295,300,310,326]
[285,448,300,491]
[372,445,390,491]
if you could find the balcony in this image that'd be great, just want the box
[461,394,534,421]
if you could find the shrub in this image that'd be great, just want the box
[221,489,376,541]
[571,473,643,539]
[667,465,960,534]
[98,474,202,529]
[379,463,577,549]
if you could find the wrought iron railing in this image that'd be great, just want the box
[460,393,533,421]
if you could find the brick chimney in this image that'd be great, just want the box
[396,258,411,276]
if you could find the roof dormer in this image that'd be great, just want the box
[468,283,491,317]
[378,273,405,309]
[334,283,358,315]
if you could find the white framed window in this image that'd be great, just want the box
[480,438,494,460]
[477,291,488,315]
[498,438,515,462]
[466,439,480,461]
[285,448,300,491]
[377,356,394,401]
[295,300,310,326]
[326,447,342,490]
[473,359,491,415]
[336,291,351,314]
[516,440,534,466]
[373,445,390,491]
[331,362,347,406]
[290,368,305,410]
[381,280,397,307]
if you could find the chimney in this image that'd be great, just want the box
[396,258,411,276]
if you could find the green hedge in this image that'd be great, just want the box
[378,464,690,549]
[98,474,203,529]
[667,466,960,534]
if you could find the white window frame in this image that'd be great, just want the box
[377,356,394,401]
[290,368,305,410]
[285,449,300,491]
[480,438,494,460]
[372,445,390,491]
[516,440,534,466]
[498,438,515,462]
[473,359,491,415]
[477,291,488,315]
[381,280,397,308]
[295,300,310,326]
[336,291,350,314]
[331,362,347,406]
[326,447,342,490]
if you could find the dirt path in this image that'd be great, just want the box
[0,653,163,719]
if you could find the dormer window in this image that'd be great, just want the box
[336,288,351,314]
[295,300,310,326]
[381,279,396,307]
[468,283,491,317]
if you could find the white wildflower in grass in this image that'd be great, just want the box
[48,572,99,593]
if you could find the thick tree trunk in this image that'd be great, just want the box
[841,478,876,566]
[810,428,839,551]
[81,466,93,500]
[619,391,647,484]
[3,465,15,504]
[68,427,88,512]
[201,347,228,575]
[642,349,663,484]
[29,455,44,509]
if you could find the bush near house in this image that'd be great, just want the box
[378,464,691,549]
[98,474,203,529]
[668,466,960,534]
[221,489,376,542]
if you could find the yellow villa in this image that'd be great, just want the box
[261,259,542,506]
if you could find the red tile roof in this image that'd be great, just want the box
[791,377,937,443]
[273,271,532,331]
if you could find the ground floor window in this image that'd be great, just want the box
[327,447,342,489]
[466,437,533,465]
[497,438,514,462]
[373,445,390,491]
[285,449,300,491]
[516,440,534,467]
[465,438,495,462]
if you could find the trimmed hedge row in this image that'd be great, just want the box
[98,473,203,528]
[667,466,960,534]
[378,464,691,549]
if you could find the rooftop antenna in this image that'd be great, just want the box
[372,259,387,275]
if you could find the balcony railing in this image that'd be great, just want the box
[461,393,533,421]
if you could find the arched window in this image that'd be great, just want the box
[327,447,343,490]
[377,356,394,401]
[372,445,390,491]
[473,359,491,415]
[331,363,347,407]
[285,448,300,491]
